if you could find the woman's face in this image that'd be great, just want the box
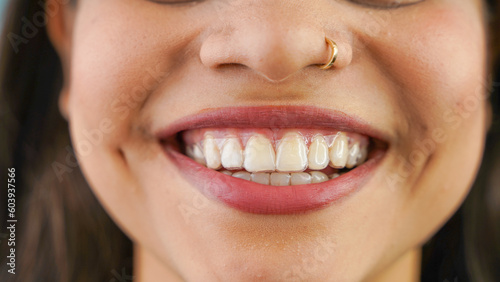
[54,0,487,280]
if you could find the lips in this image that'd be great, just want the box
[157,106,388,214]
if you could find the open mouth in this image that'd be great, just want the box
[157,106,388,214]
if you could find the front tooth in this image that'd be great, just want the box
[220,170,233,176]
[203,135,222,169]
[276,133,308,172]
[310,171,329,183]
[270,173,291,186]
[221,138,244,170]
[329,133,349,168]
[346,142,360,169]
[251,173,270,185]
[232,171,251,181]
[192,144,206,165]
[243,135,276,172]
[308,135,329,170]
[290,172,312,185]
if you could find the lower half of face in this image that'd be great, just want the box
[63,0,488,280]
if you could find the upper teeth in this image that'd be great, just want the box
[203,135,222,170]
[221,138,244,170]
[329,132,349,168]
[186,131,368,175]
[243,135,276,172]
[308,135,330,170]
[276,133,308,172]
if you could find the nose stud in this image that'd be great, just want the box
[319,37,339,70]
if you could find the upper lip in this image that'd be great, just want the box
[155,105,391,143]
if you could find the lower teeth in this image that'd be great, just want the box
[218,170,343,186]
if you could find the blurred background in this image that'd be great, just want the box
[0,0,7,25]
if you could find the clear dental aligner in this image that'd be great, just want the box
[184,129,369,186]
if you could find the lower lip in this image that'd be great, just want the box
[165,147,384,214]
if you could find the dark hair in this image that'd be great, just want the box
[0,0,498,281]
[0,1,132,281]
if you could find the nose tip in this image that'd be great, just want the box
[200,24,347,82]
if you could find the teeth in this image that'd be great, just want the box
[185,130,371,184]
[232,171,251,181]
[308,136,329,170]
[187,144,206,166]
[251,173,270,185]
[310,171,329,183]
[186,146,194,157]
[270,172,291,186]
[203,135,222,169]
[222,171,342,185]
[329,133,349,169]
[221,138,244,170]
[329,173,340,179]
[276,133,308,172]
[346,142,360,169]
[290,172,312,185]
[357,146,368,165]
[243,135,276,172]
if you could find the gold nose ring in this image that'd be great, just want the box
[319,38,339,70]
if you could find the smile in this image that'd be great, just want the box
[157,106,388,214]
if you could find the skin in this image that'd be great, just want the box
[48,0,488,281]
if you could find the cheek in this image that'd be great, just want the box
[67,1,199,141]
[356,4,489,168]
[399,6,488,166]
[63,1,203,244]
[384,4,488,248]
[354,2,488,254]
[383,5,487,126]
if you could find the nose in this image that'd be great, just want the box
[199,2,351,82]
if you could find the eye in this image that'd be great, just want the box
[348,0,424,9]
